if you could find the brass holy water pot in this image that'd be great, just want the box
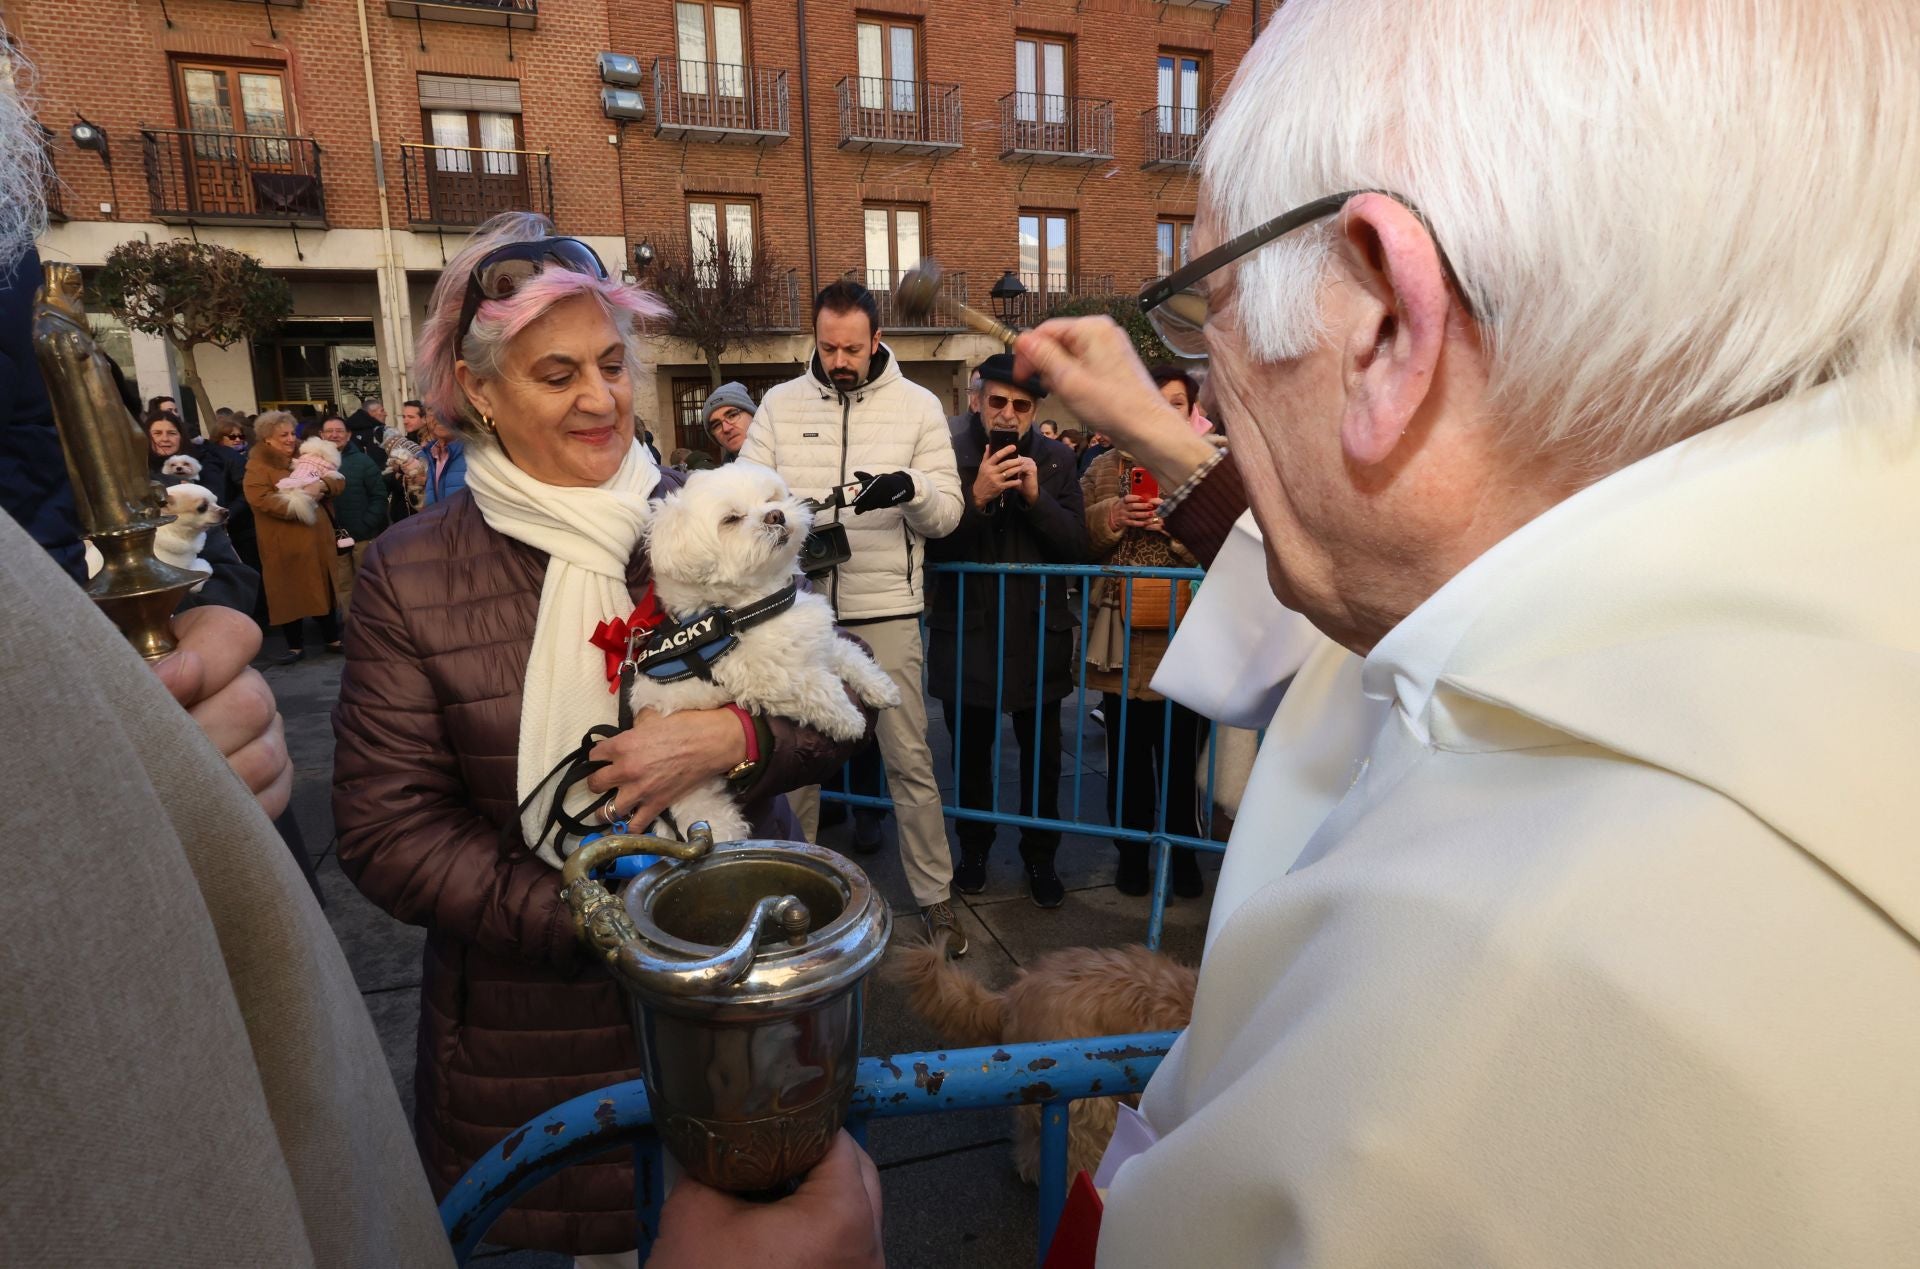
[561,824,890,1192]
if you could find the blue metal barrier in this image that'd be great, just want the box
[440,1031,1179,1265]
[821,561,1229,948]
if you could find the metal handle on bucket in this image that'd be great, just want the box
[561,823,812,998]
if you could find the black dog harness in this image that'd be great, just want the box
[625,582,798,686]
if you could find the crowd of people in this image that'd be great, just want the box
[5,3,1919,1267]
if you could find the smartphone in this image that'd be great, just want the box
[988,426,1020,454]
[1129,466,1160,502]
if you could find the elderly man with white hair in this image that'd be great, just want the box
[651,1,1920,1266]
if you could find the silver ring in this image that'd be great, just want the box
[600,800,620,825]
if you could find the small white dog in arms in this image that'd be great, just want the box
[82,482,227,592]
[159,453,202,481]
[273,436,342,524]
[630,462,900,842]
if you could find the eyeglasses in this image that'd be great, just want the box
[455,237,609,349]
[706,408,749,435]
[985,393,1035,416]
[1138,189,1476,360]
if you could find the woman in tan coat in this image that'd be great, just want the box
[245,411,342,664]
[1080,367,1212,900]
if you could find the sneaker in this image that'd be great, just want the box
[953,844,990,895]
[1022,852,1065,910]
[922,901,969,956]
[1090,707,1106,728]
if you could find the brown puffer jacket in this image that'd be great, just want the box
[332,481,869,1254]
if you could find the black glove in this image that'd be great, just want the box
[851,469,915,514]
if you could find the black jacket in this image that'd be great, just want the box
[0,250,83,581]
[926,416,1088,709]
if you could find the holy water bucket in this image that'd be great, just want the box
[560,824,890,1192]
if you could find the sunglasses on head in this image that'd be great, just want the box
[985,393,1034,416]
[455,237,609,348]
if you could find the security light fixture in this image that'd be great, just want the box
[70,116,109,164]
[599,52,643,86]
[602,88,647,122]
[632,239,655,273]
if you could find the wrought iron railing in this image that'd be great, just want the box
[141,128,325,224]
[38,140,65,222]
[1004,272,1113,328]
[399,142,553,228]
[651,59,790,142]
[835,77,962,153]
[850,267,968,330]
[1141,105,1210,169]
[997,93,1113,163]
[386,0,535,26]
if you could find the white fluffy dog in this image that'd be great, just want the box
[632,462,900,842]
[156,482,227,590]
[159,453,202,481]
[86,482,229,589]
[273,436,341,524]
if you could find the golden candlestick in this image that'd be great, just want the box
[32,262,199,661]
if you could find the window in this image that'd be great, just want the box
[1156,218,1194,277]
[688,197,758,285]
[673,373,786,456]
[416,76,529,222]
[169,61,298,216]
[1014,36,1070,125]
[1156,53,1204,135]
[863,204,925,290]
[676,1,748,98]
[856,19,920,112]
[1018,210,1074,295]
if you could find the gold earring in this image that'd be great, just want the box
[478,411,497,435]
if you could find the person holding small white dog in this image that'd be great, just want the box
[331,211,873,1263]
[245,410,342,664]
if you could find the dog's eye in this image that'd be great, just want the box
[722,513,745,525]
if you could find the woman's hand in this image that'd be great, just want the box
[1014,318,1216,488]
[586,706,749,826]
[1109,493,1160,534]
[645,1131,884,1269]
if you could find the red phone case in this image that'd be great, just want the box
[1129,467,1160,502]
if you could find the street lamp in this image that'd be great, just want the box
[632,239,655,273]
[989,269,1028,324]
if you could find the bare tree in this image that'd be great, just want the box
[92,239,292,437]
[644,234,795,389]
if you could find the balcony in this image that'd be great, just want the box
[1141,105,1210,171]
[651,60,789,146]
[836,78,962,156]
[997,94,1113,166]
[35,126,64,222]
[850,267,969,331]
[1004,272,1112,328]
[141,129,326,228]
[398,143,553,229]
[387,0,535,29]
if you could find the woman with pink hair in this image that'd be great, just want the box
[330,212,874,1263]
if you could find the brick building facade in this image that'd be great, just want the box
[11,0,1253,452]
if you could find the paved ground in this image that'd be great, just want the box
[270,638,1219,1269]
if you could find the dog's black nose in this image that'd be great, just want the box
[763,509,786,527]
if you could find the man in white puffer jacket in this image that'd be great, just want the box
[741,280,969,951]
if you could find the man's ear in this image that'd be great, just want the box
[1335,193,1454,468]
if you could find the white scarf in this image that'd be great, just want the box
[464,436,660,865]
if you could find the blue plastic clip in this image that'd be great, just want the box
[578,827,660,879]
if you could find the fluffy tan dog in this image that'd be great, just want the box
[890,935,1196,1183]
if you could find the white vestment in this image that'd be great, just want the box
[1102,379,1920,1267]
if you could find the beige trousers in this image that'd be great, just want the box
[332,539,370,617]
[788,616,953,907]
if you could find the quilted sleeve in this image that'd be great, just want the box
[331,544,579,971]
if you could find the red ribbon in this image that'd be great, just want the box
[588,585,667,693]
